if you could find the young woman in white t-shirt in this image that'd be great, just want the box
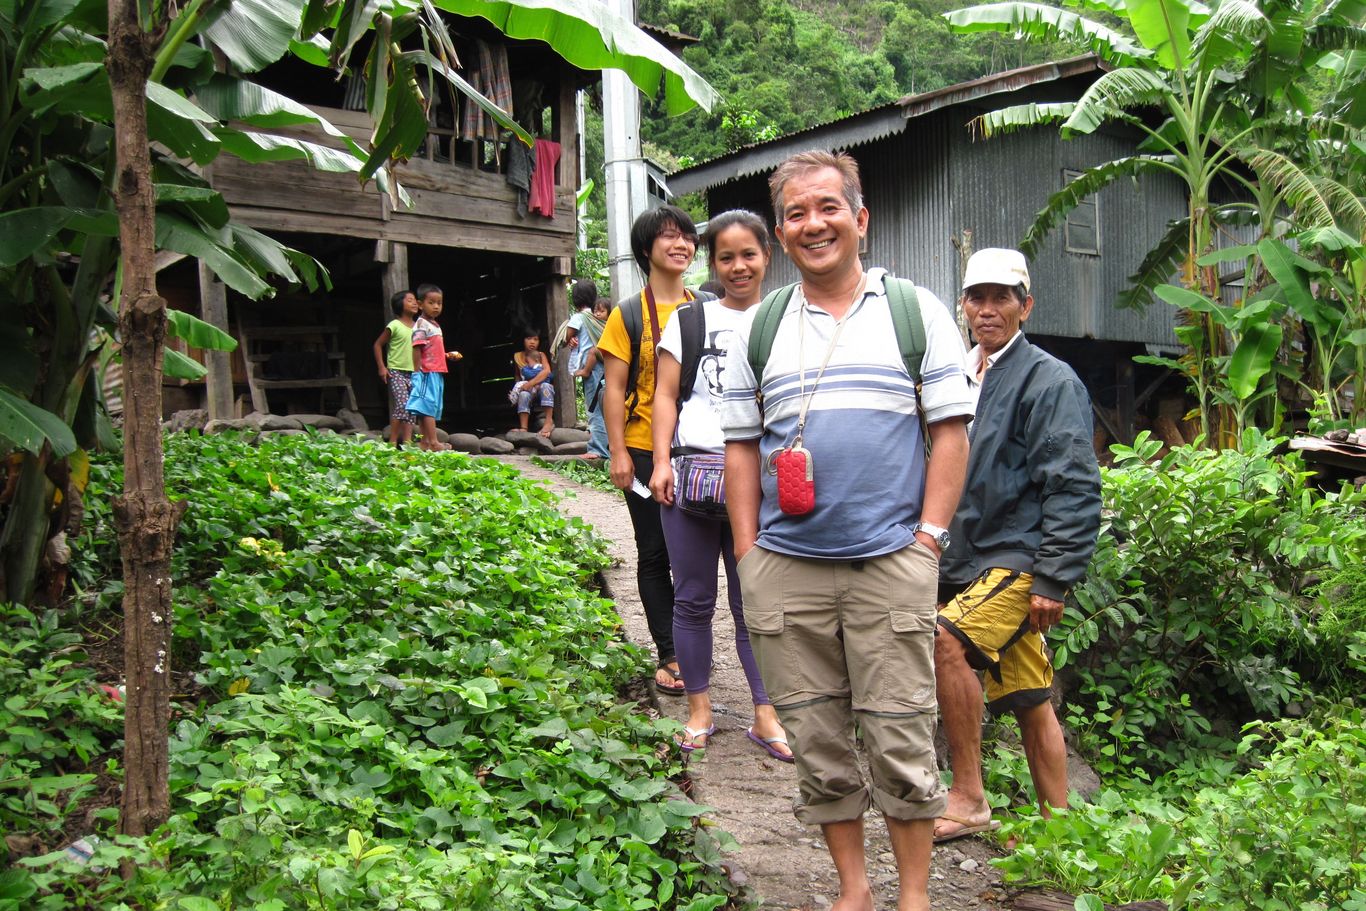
[649,210,792,761]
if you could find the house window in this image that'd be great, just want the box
[1062,169,1100,256]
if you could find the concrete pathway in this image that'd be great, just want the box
[504,457,1009,911]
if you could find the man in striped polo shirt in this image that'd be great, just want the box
[721,150,973,911]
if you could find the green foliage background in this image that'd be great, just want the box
[638,0,1071,165]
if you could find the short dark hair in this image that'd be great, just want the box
[416,283,442,301]
[629,205,698,276]
[704,209,772,263]
[594,297,613,313]
[389,290,412,316]
[769,150,863,221]
[571,278,597,311]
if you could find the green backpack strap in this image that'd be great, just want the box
[746,283,799,394]
[884,276,925,384]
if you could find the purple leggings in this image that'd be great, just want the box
[660,502,771,703]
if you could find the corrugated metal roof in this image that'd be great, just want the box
[667,55,1104,196]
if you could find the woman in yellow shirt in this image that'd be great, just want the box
[597,205,706,695]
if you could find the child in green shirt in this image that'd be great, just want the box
[372,290,419,446]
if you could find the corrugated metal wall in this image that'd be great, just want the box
[707,107,1189,347]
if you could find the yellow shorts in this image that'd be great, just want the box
[938,568,1054,715]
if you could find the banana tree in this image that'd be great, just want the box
[946,0,1366,445]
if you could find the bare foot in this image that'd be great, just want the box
[831,885,874,911]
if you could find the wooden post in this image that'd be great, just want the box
[1116,356,1136,445]
[198,260,233,420]
[548,260,573,430]
[378,239,409,320]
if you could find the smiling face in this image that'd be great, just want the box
[648,221,697,278]
[420,291,443,320]
[962,282,1033,356]
[710,223,770,306]
[402,293,420,318]
[774,166,868,282]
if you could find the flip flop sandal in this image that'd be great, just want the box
[677,724,716,753]
[746,728,796,763]
[932,814,1001,844]
[654,660,685,696]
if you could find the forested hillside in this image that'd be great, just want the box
[637,0,1078,165]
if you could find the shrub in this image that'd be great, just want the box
[1177,705,1366,911]
[1057,431,1366,773]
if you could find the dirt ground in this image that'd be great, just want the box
[505,457,1011,911]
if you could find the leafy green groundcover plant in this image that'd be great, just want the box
[13,434,746,911]
[990,704,1366,911]
[532,455,618,494]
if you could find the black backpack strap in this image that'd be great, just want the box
[675,301,706,404]
[621,295,644,419]
[746,283,799,395]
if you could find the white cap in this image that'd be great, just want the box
[962,248,1030,293]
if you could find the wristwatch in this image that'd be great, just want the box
[914,522,951,550]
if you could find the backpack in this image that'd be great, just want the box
[747,276,925,390]
[620,289,716,418]
[746,276,931,449]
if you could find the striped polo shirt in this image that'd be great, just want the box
[720,269,973,560]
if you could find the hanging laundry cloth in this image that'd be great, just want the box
[528,139,561,218]
[460,39,513,141]
[506,140,534,218]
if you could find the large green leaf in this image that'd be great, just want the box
[1154,283,1230,324]
[433,0,719,115]
[0,387,77,458]
[974,102,1077,137]
[1192,0,1269,70]
[0,208,72,266]
[147,83,221,164]
[1120,216,1187,310]
[1022,155,1174,256]
[199,0,305,73]
[1227,321,1283,399]
[1123,0,1198,70]
[227,223,331,290]
[215,130,366,173]
[0,206,117,266]
[163,347,209,381]
[945,3,1152,67]
[166,309,238,352]
[1062,67,1168,135]
[155,213,272,299]
[1258,238,1335,334]
[193,75,348,137]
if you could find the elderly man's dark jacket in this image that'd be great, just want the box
[940,333,1101,601]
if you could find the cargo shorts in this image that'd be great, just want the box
[737,543,946,826]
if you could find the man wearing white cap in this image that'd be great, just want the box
[931,248,1101,843]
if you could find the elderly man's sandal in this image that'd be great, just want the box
[932,814,1001,844]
